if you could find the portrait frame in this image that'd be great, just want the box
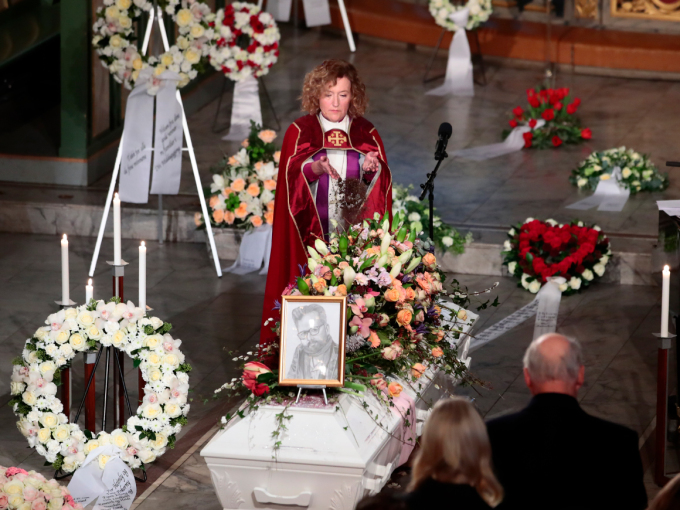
[278,295,347,387]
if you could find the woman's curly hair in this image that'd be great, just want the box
[301,59,368,118]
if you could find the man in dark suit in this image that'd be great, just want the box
[486,333,647,510]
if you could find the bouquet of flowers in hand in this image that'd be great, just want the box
[216,211,493,437]
[392,184,472,255]
[502,218,611,295]
[570,147,668,194]
[504,87,591,149]
[0,467,83,510]
[197,122,280,230]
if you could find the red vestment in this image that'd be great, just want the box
[259,114,393,346]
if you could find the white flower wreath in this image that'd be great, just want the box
[92,0,216,93]
[429,0,493,31]
[208,2,280,82]
[10,299,191,474]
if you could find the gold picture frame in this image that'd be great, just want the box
[278,295,347,387]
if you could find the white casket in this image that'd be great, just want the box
[201,305,477,510]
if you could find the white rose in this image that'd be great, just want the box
[407,212,421,222]
[441,236,453,247]
[69,333,86,351]
[190,24,205,38]
[98,454,111,470]
[10,381,25,395]
[165,403,182,418]
[111,330,125,347]
[146,352,162,366]
[582,269,594,281]
[176,8,193,26]
[600,255,609,265]
[60,344,74,358]
[577,178,587,188]
[569,277,582,290]
[98,432,112,446]
[35,328,49,341]
[503,240,512,251]
[622,168,632,179]
[559,283,569,292]
[39,361,57,376]
[45,344,58,357]
[152,433,168,449]
[143,403,162,419]
[525,217,534,223]
[88,325,103,340]
[507,261,517,274]
[40,413,59,428]
[163,353,179,367]
[528,280,541,294]
[144,335,162,349]
[593,263,605,277]
[53,424,70,442]
[111,430,129,449]
[138,449,156,464]
[508,228,516,236]
[84,440,100,454]
[54,330,70,345]
[37,428,52,443]
[150,317,164,329]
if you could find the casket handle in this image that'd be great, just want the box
[253,487,312,507]
[364,461,394,493]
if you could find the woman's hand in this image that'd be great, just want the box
[312,156,341,180]
[362,151,380,173]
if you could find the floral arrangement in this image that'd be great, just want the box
[209,2,280,82]
[504,87,591,149]
[215,211,497,446]
[392,184,472,255]
[429,0,493,31]
[502,218,611,295]
[570,147,668,194]
[197,123,279,230]
[0,466,83,510]
[9,299,191,474]
[92,0,216,93]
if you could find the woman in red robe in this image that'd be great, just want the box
[260,59,393,346]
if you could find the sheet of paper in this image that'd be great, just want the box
[266,0,292,22]
[302,0,331,27]
[150,75,183,196]
[224,225,271,274]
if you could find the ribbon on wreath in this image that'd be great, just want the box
[565,166,630,212]
[222,75,263,142]
[426,8,474,97]
[119,69,184,203]
[469,276,566,352]
[223,224,272,275]
[67,445,137,510]
[452,119,546,161]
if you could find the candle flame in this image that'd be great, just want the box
[62,234,67,240]
[141,241,145,247]
[664,265,670,272]
[114,192,119,200]
[88,278,92,285]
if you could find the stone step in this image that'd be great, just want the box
[0,185,657,285]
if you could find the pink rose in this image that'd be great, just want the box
[381,341,403,361]
[242,362,272,397]
[24,486,39,502]
[0,494,8,509]
[31,498,47,510]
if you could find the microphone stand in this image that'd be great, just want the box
[419,147,448,243]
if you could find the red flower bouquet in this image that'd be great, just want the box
[502,218,611,295]
[503,88,591,149]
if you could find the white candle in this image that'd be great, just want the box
[61,234,69,304]
[85,279,93,303]
[662,265,670,337]
[113,193,122,265]
[139,241,146,312]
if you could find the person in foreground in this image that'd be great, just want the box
[486,333,647,510]
[647,471,680,510]
[403,397,504,509]
[260,59,392,347]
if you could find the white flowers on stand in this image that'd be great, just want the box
[92,0,216,94]
[10,300,191,474]
[429,0,493,31]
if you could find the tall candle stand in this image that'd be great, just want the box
[654,331,676,486]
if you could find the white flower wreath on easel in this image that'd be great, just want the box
[425,0,493,97]
[9,300,191,475]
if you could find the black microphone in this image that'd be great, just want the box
[434,122,452,159]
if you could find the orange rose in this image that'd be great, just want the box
[228,156,238,166]
[411,363,426,379]
[338,261,349,269]
[431,346,444,358]
[212,209,224,223]
[405,287,416,301]
[422,253,437,269]
[385,288,401,302]
[223,186,233,196]
[235,202,248,219]
[333,268,342,278]
[231,178,246,192]
[434,330,445,342]
[194,212,202,227]
[258,129,277,144]
[387,382,403,398]
[335,284,347,296]
[241,138,249,148]
[209,195,219,208]
[251,215,263,228]
[224,211,236,225]
[369,331,380,348]
[266,200,275,212]
[254,161,264,171]
[396,309,413,326]
[274,151,281,163]
[264,211,274,225]
[247,183,260,197]
[264,179,276,191]
[371,374,387,390]
[313,279,327,293]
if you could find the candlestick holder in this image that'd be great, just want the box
[653,332,677,486]
[55,299,77,309]
[106,260,128,301]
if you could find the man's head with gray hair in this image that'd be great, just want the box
[522,333,585,397]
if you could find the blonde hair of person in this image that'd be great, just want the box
[408,397,503,507]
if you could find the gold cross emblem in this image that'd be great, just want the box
[327,131,347,147]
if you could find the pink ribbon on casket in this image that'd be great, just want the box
[389,390,418,466]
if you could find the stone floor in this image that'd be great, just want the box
[0,232,669,506]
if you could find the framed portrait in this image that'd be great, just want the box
[278,295,347,387]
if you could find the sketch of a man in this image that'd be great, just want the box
[288,304,338,380]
